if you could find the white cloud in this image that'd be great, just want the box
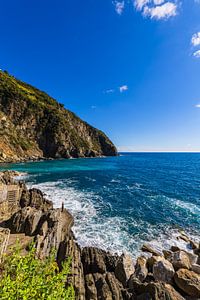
[143,2,177,19]
[113,1,125,15]
[195,104,200,108]
[193,50,200,58]
[119,85,128,92]
[191,32,200,47]
[134,0,149,10]
[91,105,97,109]
[104,89,115,94]
[133,0,178,20]
[153,0,165,4]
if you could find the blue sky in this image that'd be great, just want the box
[0,0,200,151]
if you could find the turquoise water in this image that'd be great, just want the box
[1,153,200,256]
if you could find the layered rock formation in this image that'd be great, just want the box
[0,71,117,162]
[0,172,200,300]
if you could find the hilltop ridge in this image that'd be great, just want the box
[0,71,117,162]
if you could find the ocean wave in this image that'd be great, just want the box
[27,178,200,258]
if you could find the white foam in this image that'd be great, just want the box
[26,177,200,258]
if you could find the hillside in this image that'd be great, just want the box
[0,71,117,162]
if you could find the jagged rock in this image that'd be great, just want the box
[163,250,172,259]
[178,234,190,243]
[20,188,53,211]
[5,206,42,235]
[186,252,198,266]
[65,237,85,300]
[174,268,200,297]
[115,253,135,286]
[85,274,97,300]
[35,208,73,258]
[106,272,125,300]
[147,255,164,272]
[141,244,162,256]
[192,263,200,274]
[189,240,198,250]
[128,277,184,300]
[171,246,181,252]
[93,273,113,300]
[153,259,175,283]
[169,251,191,270]
[82,247,107,274]
[134,256,148,282]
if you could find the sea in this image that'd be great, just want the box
[1,153,200,257]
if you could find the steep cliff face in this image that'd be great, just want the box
[0,71,117,162]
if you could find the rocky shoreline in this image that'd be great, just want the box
[0,171,200,300]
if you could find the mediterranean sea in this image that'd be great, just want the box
[1,153,200,257]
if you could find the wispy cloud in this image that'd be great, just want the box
[191,32,200,58]
[195,104,200,108]
[191,32,200,47]
[104,89,115,94]
[143,2,177,19]
[114,0,178,20]
[193,50,200,58]
[104,85,128,94]
[119,85,128,92]
[91,105,97,109]
[113,1,125,15]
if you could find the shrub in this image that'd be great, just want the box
[0,243,75,300]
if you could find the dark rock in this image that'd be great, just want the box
[82,247,107,274]
[128,277,185,300]
[85,274,97,300]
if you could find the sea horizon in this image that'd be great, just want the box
[2,152,199,258]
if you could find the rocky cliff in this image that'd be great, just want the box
[1,172,200,300]
[0,71,117,162]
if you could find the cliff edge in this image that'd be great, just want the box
[0,71,117,162]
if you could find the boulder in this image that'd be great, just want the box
[134,256,148,282]
[141,244,162,256]
[186,251,198,265]
[171,246,181,252]
[189,240,198,250]
[170,251,191,270]
[128,277,184,300]
[174,268,200,297]
[147,255,164,272]
[191,263,200,275]
[153,259,175,283]
[115,253,135,286]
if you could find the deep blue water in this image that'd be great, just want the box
[1,153,200,256]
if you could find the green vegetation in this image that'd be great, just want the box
[0,244,75,300]
[0,70,117,161]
